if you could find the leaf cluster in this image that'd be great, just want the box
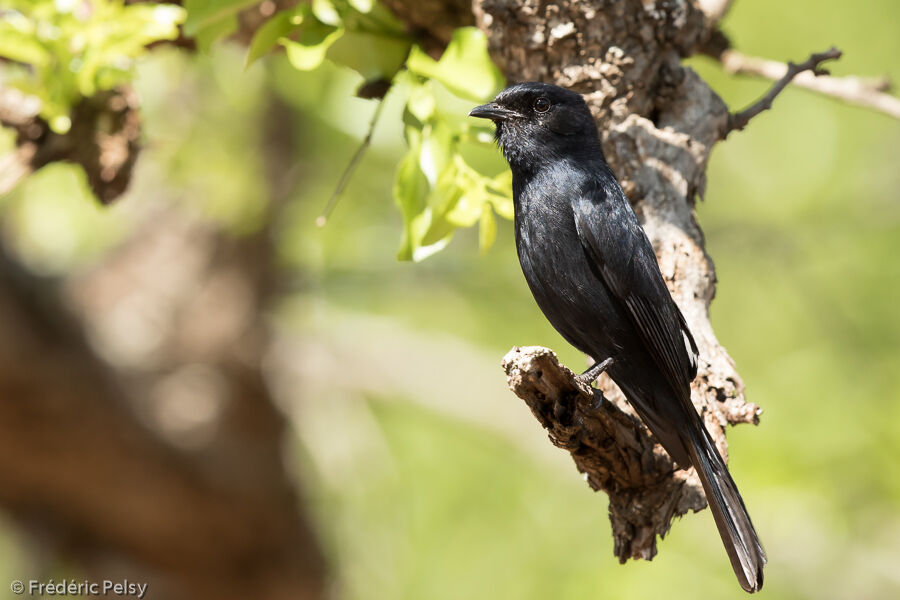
[1,0,513,259]
[0,0,184,132]
[197,1,513,259]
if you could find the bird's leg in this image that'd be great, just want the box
[577,357,614,386]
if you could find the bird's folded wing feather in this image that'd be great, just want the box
[571,188,699,397]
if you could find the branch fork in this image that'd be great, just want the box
[726,47,842,135]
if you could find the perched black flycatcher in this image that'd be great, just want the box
[470,82,765,592]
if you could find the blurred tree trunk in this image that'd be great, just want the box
[0,96,325,600]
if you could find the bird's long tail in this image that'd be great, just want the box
[686,420,767,593]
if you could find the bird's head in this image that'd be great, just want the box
[469,82,602,172]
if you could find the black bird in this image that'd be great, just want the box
[470,82,766,592]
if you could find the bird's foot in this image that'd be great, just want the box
[577,357,614,386]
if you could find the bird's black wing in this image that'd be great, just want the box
[571,182,698,395]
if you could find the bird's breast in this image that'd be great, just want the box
[513,180,623,357]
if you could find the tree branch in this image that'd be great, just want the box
[457,0,759,562]
[0,86,141,203]
[721,48,900,124]
[503,347,710,560]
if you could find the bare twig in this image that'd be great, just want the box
[316,98,386,227]
[722,47,900,130]
[726,47,843,135]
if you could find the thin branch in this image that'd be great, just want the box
[726,47,843,135]
[316,98,386,227]
[722,47,900,131]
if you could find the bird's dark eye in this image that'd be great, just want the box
[533,97,551,113]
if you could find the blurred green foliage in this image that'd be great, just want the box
[1,1,900,599]
[0,0,184,132]
[0,0,511,259]
[243,0,510,259]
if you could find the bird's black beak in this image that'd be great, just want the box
[468,103,523,122]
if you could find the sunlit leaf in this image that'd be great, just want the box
[478,204,497,253]
[487,170,514,220]
[340,2,407,37]
[406,27,504,102]
[406,82,436,123]
[444,190,483,227]
[183,0,258,36]
[312,0,342,26]
[348,0,374,13]
[411,233,452,262]
[280,21,344,71]
[327,30,410,83]
[394,137,427,261]
[421,163,463,245]
[245,8,298,67]
[0,0,185,134]
[194,14,238,52]
[0,25,50,66]
[389,29,510,260]
[418,119,454,188]
[443,157,485,228]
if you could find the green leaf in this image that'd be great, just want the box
[394,127,456,262]
[326,30,410,82]
[418,120,455,189]
[348,0,374,12]
[406,27,504,102]
[478,204,497,254]
[183,0,258,36]
[194,14,238,52]
[335,1,406,36]
[0,1,185,134]
[405,81,436,123]
[487,170,514,220]
[421,162,463,245]
[281,22,344,71]
[0,25,50,66]
[390,52,511,260]
[246,9,299,67]
[394,144,428,261]
[121,4,186,44]
[312,0,342,26]
[442,156,484,228]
